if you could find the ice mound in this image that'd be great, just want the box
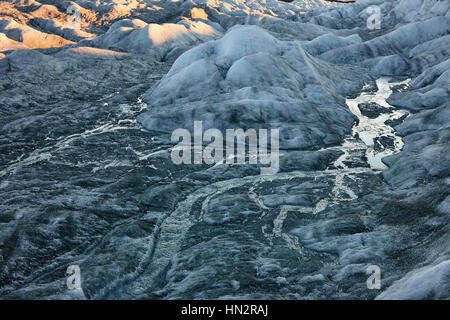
[138,25,371,149]
[301,33,362,56]
[81,18,222,61]
[394,103,450,136]
[381,43,449,190]
[387,59,450,111]
[391,0,449,23]
[0,32,26,51]
[319,16,450,76]
[30,17,96,42]
[377,259,450,299]
[215,25,282,62]
[0,18,75,50]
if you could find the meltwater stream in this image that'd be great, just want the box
[320,77,410,205]
[342,78,410,171]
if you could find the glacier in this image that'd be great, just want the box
[0,0,449,300]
